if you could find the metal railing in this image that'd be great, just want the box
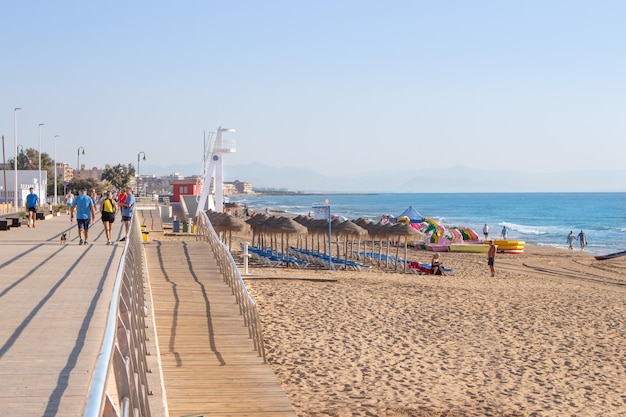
[84,215,153,417]
[195,211,267,362]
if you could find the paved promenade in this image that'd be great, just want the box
[0,213,125,417]
[0,211,296,417]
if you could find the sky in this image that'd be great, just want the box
[1,1,625,186]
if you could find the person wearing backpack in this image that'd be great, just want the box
[100,190,117,245]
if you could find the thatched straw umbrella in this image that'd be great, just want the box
[208,211,248,250]
[333,220,367,269]
[352,218,374,261]
[388,223,426,272]
[264,216,308,260]
[245,213,270,248]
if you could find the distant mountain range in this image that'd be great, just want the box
[142,162,625,193]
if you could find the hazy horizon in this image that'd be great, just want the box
[3,2,625,186]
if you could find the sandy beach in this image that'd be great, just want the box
[159,230,626,416]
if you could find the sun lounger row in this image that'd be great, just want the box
[247,246,309,269]
[352,251,405,266]
[290,248,371,271]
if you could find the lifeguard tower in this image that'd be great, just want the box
[195,127,236,216]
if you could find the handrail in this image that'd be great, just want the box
[84,215,153,417]
[195,211,267,362]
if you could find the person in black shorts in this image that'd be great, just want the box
[100,191,117,245]
[25,187,39,228]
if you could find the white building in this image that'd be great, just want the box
[0,170,48,208]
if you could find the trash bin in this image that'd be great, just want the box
[172,220,180,233]
[141,231,149,242]
[182,221,188,233]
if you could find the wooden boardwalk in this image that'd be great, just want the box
[145,239,296,417]
[0,212,295,417]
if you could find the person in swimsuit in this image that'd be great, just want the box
[487,241,497,277]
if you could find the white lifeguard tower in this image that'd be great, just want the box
[195,127,236,216]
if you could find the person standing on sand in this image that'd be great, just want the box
[483,224,489,240]
[566,231,576,250]
[487,241,497,277]
[577,230,587,251]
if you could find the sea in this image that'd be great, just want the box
[229,192,626,256]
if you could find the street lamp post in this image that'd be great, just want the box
[54,135,59,205]
[76,146,85,178]
[13,107,21,211]
[136,151,146,196]
[38,123,44,203]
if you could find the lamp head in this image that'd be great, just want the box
[218,127,236,132]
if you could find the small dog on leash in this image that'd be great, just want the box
[60,233,67,245]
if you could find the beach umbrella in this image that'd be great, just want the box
[264,216,308,261]
[388,222,425,272]
[333,220,367,269]
[207,211,248,250]
[245,213,271,248]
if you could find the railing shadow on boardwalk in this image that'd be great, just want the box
[85,209,292,417]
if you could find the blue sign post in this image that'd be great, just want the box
[312,201,332,270]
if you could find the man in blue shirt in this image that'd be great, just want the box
[25,187,39,228]
[75,188,96,245]
[119,186,135,242]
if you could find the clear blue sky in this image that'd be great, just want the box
[2,1,625,181]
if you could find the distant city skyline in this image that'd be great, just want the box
[2,1,625,191]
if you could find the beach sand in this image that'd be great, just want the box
[158,231,626,416]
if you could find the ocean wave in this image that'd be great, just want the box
[500,222,552,236]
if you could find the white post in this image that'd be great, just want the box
[54,135,59,205]
[242,241,250,275]
[38,123,44,202]
[13,107,21,211]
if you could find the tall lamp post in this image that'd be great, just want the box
[76,146,85,178]
[13,107,21,211]
[136,151,146,195]
[38,123,44,202]
[54,135,60,205]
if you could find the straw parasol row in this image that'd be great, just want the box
[205,211,427,271]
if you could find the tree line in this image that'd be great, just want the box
[6,147,135,197]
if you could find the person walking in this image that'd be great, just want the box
[100,190,117,245]
[483,224,489,240]
[116,188,128,221]
[487,241,497,277]
[501,226,508,240]
[577,230,587,251]
[566,231,576,250]
[65,190,75,222]
[75,188,96,245]
[25,187,39,228]
[119,186,135,242]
